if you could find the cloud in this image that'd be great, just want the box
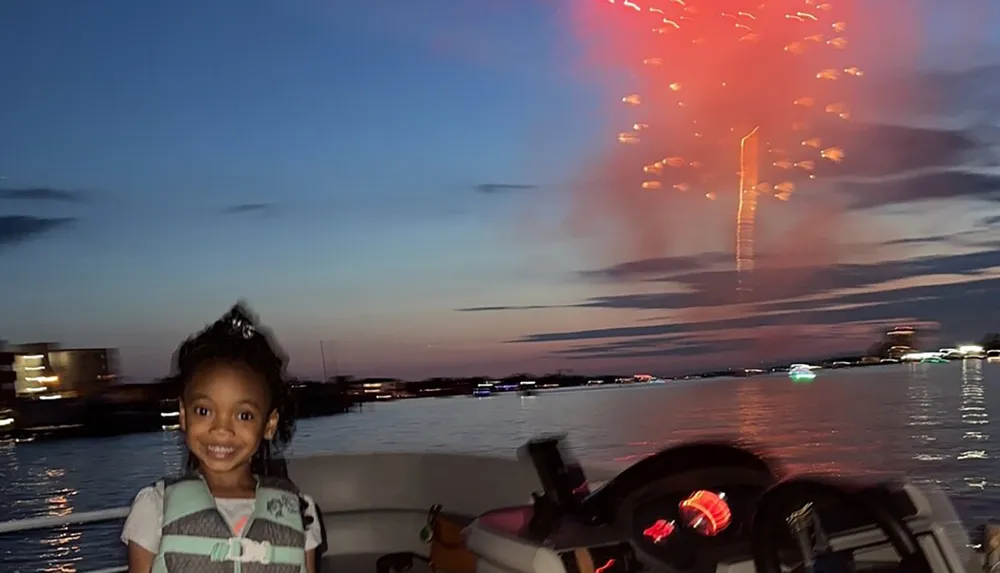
[454,246,1000,371]
[844,170,1000,210]
[577,252,733,282]
[221,203,275,215]
[763,121,1000,210]
[899,63,1000,120]
[457,304,560,312]
[835,124,990,180]
[474,183,537,194]
[980,215,1000,227]
[0,187,87,203]
[511,271,993,364]
[463,247,1000,315]
[881,234,960,246]
[0,216,75,247]
[579,249,1000,311]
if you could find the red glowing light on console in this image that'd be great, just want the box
[679,490,732,536]
[642,519,676,543]
[595,559,617,573]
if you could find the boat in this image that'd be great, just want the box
[472,382,494,397]
[0,437,988,573]
[959,345,987,360]
[788,364,817,382]
[520,380,537,397]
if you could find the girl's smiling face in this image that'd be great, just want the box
[180,362,278,478]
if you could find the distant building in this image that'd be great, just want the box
[11,343,119,399]
[886,326,915,346]
[12,352,55,397]
[347,378,403,401]
[49,348,119,396]
[883,326,917,359]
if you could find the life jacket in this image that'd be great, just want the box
[152,473,307,573]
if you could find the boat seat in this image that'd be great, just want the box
[288,452,544,570]
[288,453,542,517]
[286,453,617,573]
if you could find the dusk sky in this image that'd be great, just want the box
[2,0,1000,381]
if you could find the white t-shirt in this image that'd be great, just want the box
[120,481,323,554]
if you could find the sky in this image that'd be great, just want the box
[2,0,1000,381]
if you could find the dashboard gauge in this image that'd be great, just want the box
[678,490,732,536]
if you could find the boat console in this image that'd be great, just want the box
[465,438,975,573]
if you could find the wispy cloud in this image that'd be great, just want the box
[845,170,1000,210]
[0,187,87,203]
[574,249,1000,312]
[221,203,276,215]
[457,304,561,312]
[882,235,959,246]
[510,271,989,364]
[474,183,537,194]
[0,216,76,247]
[837,124,989,179]
[576,252,733,282]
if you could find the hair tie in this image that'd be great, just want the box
[221,304,257,340]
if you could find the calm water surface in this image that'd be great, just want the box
[1,363,997,572]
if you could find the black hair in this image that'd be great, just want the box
[172,301,295,477]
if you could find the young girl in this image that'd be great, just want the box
[121,304,322,573]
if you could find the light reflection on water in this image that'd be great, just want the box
[0,364,998,572]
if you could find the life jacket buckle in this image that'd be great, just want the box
[222,537,273,564]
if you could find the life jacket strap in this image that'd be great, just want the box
[160,534,305,565]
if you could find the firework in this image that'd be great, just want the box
[605,0,859,294]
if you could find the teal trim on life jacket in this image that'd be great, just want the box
[161,478,217,527]
[154,473,307,573]
[248,485,306,535]
[158,535,305,565]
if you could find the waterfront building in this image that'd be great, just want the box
[347,378,404,401]
[10,343,119,399]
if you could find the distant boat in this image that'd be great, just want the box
[788,364,816,382]
[473,382,493,398]
[519,388,537,397]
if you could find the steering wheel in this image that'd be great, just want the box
[751,477,932,573]
[579,441,778,525]
[587,442,780,573]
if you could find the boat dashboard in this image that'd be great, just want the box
[465,438,974,573]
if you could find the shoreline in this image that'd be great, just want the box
[0,380,357,443]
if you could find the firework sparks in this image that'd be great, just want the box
[603,0,859,295]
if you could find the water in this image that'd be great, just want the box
[1,363,998,572]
